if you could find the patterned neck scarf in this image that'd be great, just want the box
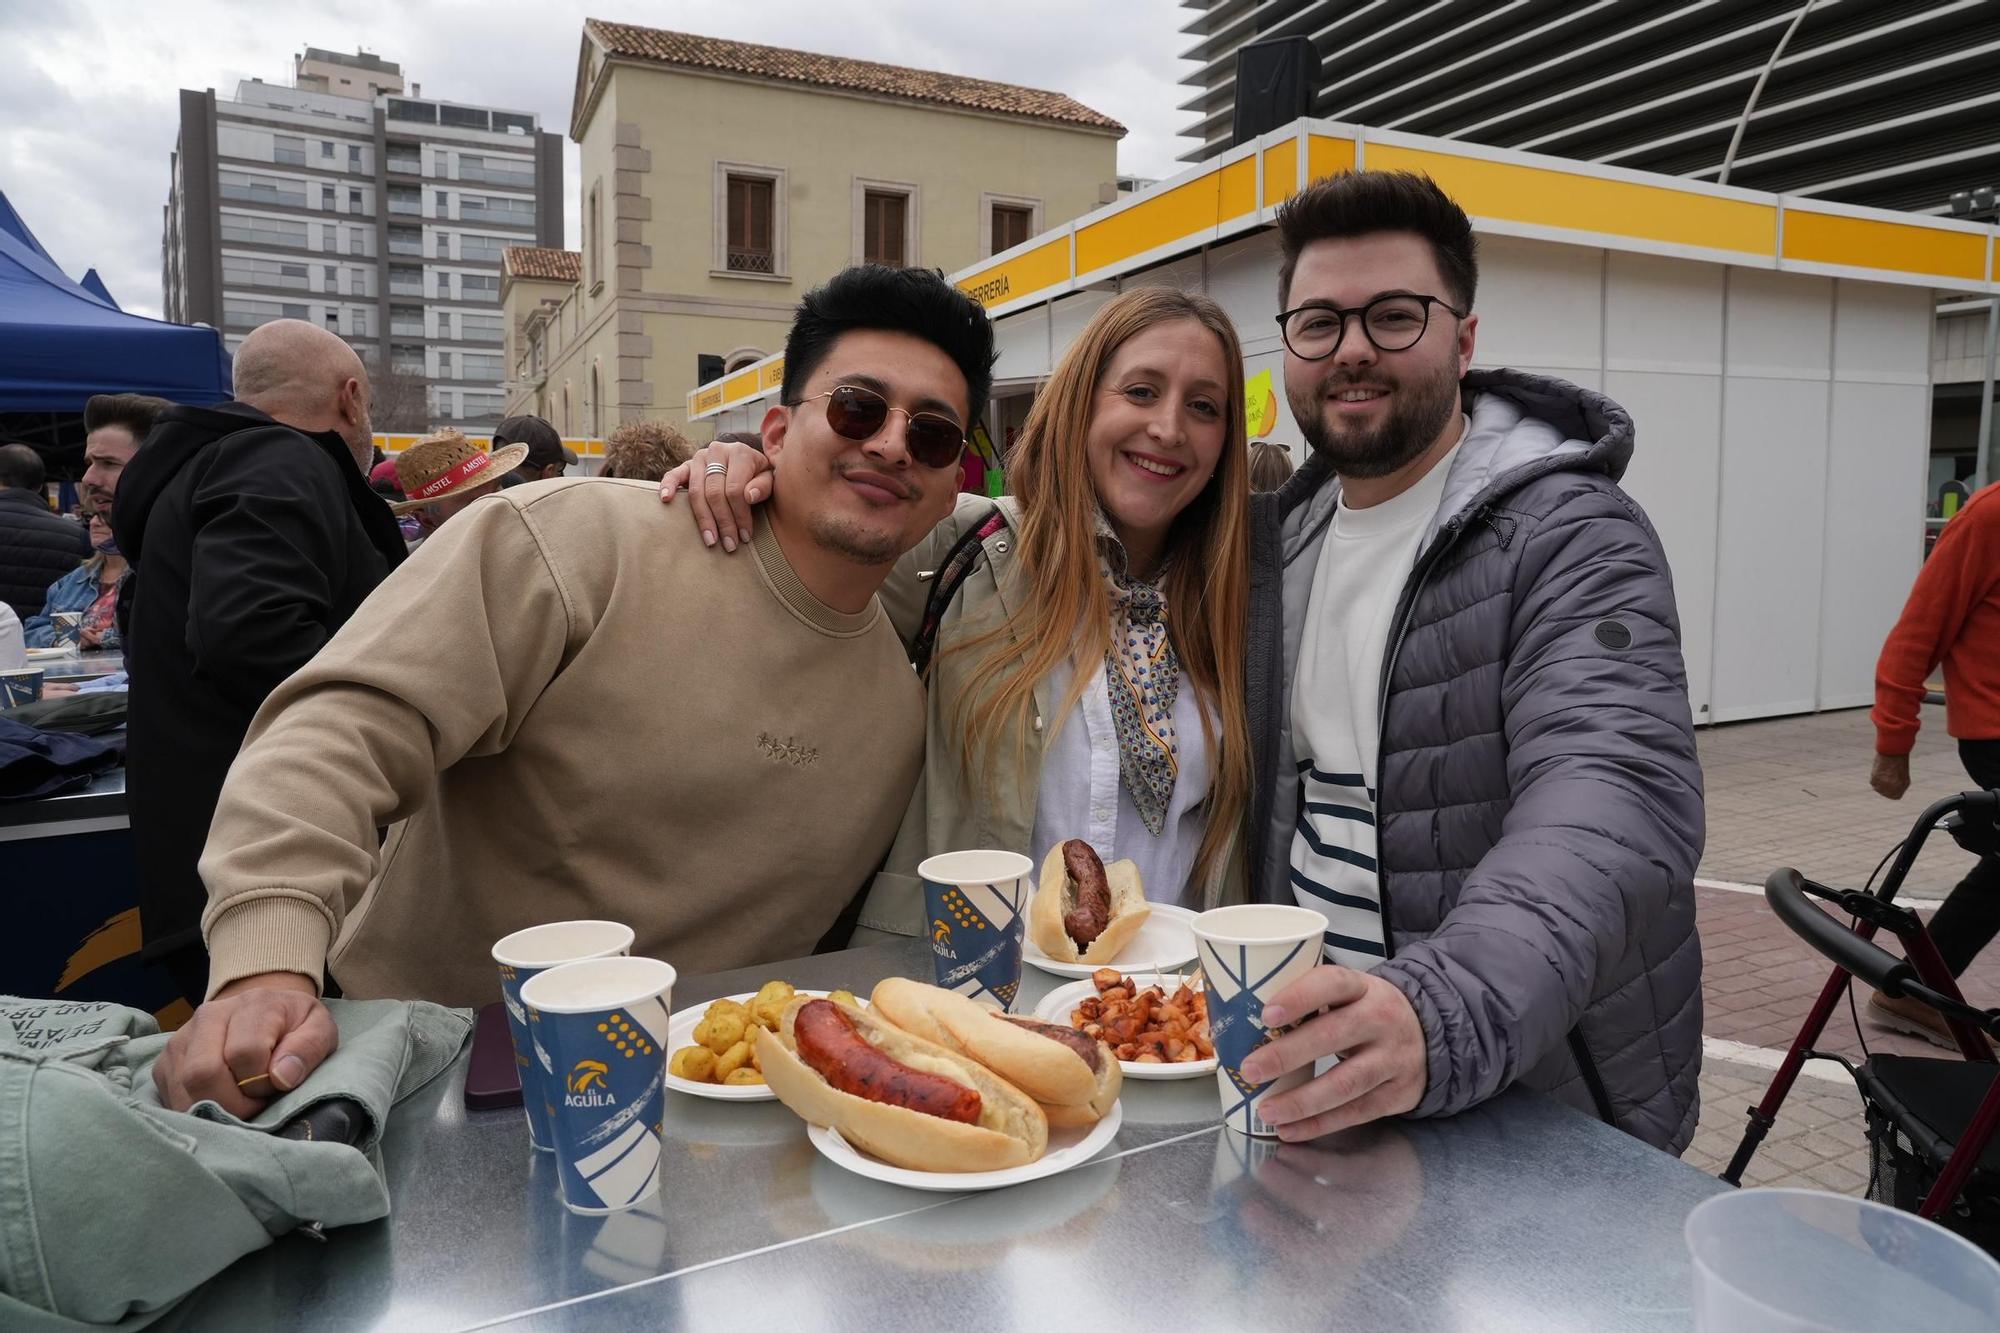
[1096,512,1179,835]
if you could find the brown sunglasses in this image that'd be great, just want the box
[791,384,966,469]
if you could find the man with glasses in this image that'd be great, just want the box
[151,265,992,1114]
[1237,172,1704,1154]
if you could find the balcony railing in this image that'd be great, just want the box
[388,196,421,216]
[727,247,775,274]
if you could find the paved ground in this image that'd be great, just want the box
[1697,704,1975,900]
[1685,702,1998,1203]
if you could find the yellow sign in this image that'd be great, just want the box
[1245,368,1278,438]
[692,384,725,415]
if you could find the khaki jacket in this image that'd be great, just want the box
[854,495,1244,942]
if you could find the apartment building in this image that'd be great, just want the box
[502,20,1122,437]
[163,48,564,429]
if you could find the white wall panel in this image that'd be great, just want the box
[1045,288,1113,373]
[1817,379,1928,708]
[1725,268,1833,378]
[1817,277,1935,710]
[1710,376,1830,721]
[1604,251,1725,721]
[1606,370,1723,721]
[1205,229,1283,359]
[1833,281,1935,382]
[1604,252,1725,375]
[991,303,1050,384]
[1473,236,1603,375]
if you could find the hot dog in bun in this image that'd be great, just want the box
[755,995,1048,1172]
[1028,839,1150,964]
[870,978,1122,1128]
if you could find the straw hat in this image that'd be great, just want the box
[391,429,528,514]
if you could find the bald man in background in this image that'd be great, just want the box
[114,320,409,1003]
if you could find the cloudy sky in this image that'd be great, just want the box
[3,0,1200,320]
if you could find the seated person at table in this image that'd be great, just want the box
[152,264,992,1114]
[22,510,127,649]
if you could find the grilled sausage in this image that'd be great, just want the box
[792,999,982,1124]
[1001,1014,1105,1072]
[1061,839,1112,947]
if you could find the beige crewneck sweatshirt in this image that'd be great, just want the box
[198,478,924,1005]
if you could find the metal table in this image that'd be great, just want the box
[39,648,123,681]
[165,939,1725,1332]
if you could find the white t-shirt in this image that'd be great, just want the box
[1032,660,1213,908]
[1289,437,1462,968]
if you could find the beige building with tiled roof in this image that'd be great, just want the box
[502,19,1122,436]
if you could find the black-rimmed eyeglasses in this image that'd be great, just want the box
[1275,294,1466,361]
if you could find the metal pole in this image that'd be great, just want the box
[1976,294,1998,492]
[1717,0,1818,187]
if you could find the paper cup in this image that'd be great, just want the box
[492,920,635,1151]
[0,668,45,709]
[919,849,1032,1012]
[51,612,83,646]
[520,956,676,1215]
[1192,904,1326,1137]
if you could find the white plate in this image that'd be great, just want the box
[1034,974,1215,1080]
[23,645,77,661]
[1021,901,1200,978]
[807,1099,1123,1193]
[664,990,838,1102]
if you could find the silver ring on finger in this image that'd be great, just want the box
[705,462,728,476]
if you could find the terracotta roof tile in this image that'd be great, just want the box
[585,20,1125,135]
[503,247,582,283]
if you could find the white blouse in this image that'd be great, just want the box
[1029,659,1214,908]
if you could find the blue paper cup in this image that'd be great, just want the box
[918,849,1032,1012]
[1192,905,1326,1137]
[491,921,635,1151]
[0,668,44,709]
[520,956,677,1215]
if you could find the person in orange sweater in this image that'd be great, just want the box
[1869,479,2000,1043]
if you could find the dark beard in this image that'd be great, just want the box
[1293,361,1462,480]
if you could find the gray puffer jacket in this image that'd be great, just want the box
[1246,369,1704,1153]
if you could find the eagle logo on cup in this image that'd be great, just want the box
[932,918,953,950]
[567,1059,610,1094]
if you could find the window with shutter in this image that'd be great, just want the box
[863,191,908,266]
[727,176,775,273]
[993,204,1034,255]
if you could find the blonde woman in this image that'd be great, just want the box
[663,287,1253,940]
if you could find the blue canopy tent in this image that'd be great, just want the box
[78,269,119,309]
[0,201,231,412]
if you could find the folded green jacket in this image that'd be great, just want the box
[0,995,471,1330]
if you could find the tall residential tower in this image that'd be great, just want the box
[164,48,564,430]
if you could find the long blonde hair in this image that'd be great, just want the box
[945,286,1253,893]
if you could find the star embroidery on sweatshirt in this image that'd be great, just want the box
[756,733,819,768]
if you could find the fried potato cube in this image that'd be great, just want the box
[716,1039,755,1080]
[749,998,787,1031]
[692,1010,748,1054]
[669,1046,718,1083]
[754,980,796,1007]
[722,1068,767,1086]
[826,989,858,1008]
[706,998,750,1020]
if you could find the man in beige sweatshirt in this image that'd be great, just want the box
[154,265,995,1114]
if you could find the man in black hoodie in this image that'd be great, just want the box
[114,319,407,1004]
